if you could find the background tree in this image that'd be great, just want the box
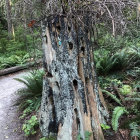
[5,0,14,38]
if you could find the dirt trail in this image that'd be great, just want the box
[0,71,29,140]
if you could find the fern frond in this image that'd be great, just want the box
[102,90,122,106]
[16,88,32,96]
[125,98,140,102]
[129,122,140,138]
[14,78,29,87]
[112,106,127,131]
[14,70,44,111]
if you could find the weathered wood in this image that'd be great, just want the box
[40,16,108,140]
[0,65,27,76]
[0,60,42,76]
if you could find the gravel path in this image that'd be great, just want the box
[0,71,29,140]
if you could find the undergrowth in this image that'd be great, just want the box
[0,25,42,70]
[95,33,140,138]
[15,69,44,137]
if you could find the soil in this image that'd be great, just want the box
[0,70,29,140]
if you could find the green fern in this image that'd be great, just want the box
[125,97,140,102]
[112,106,127,131]
[94,49,117,75]
[14,70,44,97]
[119,85,132,95]
[129,122,140,138]
[102,90,122,106]
[14,70,44,110]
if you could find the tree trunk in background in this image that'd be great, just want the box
[40,16,109,140]
[23,1,27,50]
[6,0,14,38]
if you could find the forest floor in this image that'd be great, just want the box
[0,70,28,140]
[0,70,133,140]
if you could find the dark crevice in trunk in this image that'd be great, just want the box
[46,72,53,78]
[48,88,58,134]
[81,46,85,55]
[74,108,80,130]
[55,81,60,90]
[68,26,71,32]
[68,42,73,50]
[45,35,48,43]
[73,79,78,90]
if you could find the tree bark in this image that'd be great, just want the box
[40,16,109,140]
[6,0,14,38]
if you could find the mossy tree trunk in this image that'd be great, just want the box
[40,16,108,140]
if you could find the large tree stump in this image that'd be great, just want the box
[40,16,108,140]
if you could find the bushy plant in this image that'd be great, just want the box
[99,74,140,135]
[96,22,140,139]
[97,32,135,53]
[112,47,140,71]
[127,67,140,80]
[14,70,44,137]
[0,53,30,69]
[129,122,140,138]
[0,25,42,70]
[94,49,116,75]
[22,115,39,136]
[119,85,132,95]
[109,89,140,135]
[94,46,140,75]
[15,69,44,111]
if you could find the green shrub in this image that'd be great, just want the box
[119,85,132,95]
[0,25,42,70]
[15,70,44,137]
[97,33,135,53]
[15,70,44,111]
[0,53,29,69]
[94,49,116,75]
[19,107,32,119]
[112,47,140,71]
[111,49,130,71]
[127,67,140,79]
[94,46,139,75]
[129,122,140,138]
[22,115,39,136]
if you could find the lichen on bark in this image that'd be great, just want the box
[40,15,109,140]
